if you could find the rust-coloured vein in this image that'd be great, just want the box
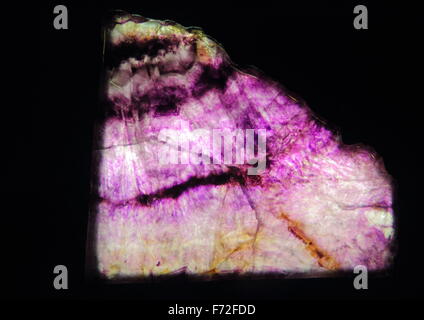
[205,239,254,275]
[278,212,340,270]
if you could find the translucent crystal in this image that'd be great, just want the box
[86,12,395,280]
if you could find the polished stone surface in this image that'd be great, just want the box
[88,13,395,279]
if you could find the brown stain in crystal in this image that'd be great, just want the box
[205,238,255,275]
[204,211,339,274]
[278,212,340,270]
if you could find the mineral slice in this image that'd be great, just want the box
[87,12,395,279]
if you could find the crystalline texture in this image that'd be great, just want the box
[87,13,395,279]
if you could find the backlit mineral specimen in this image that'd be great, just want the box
[87,12,395,279]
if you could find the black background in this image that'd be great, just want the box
[9,0,423,306]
